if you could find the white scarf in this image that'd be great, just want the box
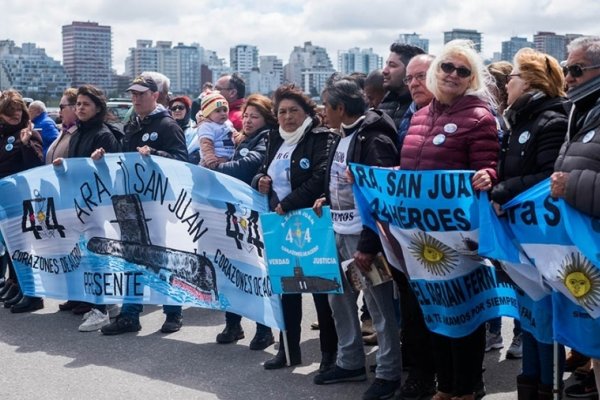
[279,117,312,145]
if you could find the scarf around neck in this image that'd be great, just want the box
[279,116,312,145]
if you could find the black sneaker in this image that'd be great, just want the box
[216,323,245,344]
[565,370,598,398]
[249,331,274,350]
[160,314,183,333]
[314,366,367,385]
[400,376,436,399]
[101,315,141,335]
[362,378,401,400]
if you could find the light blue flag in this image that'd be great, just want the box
[501,178,600,357]
[260,206,342,294]
[350,165,519,338]
[0,153,285,330]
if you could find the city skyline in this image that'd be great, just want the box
[1,0,598,75]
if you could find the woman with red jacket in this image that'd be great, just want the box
[400,40,499,400]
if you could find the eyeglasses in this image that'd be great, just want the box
[505,73,521,83]
[59,104,75,110]
[170,105,186,112]
[440,62,472,78]
[562,63,600,78]
[403,72,427,85]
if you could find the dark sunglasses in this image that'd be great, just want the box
[170,105,186,112]
[562,63,600,78]
[440,62,472,78]
[59,104,75,110]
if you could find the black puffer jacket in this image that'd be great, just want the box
[124,108,188,162]
[68,117,122,157]
[253,122,333,212]
[554,75,600,217]
[215,127,269,185]
[490,93,568,205]
[324,109,399,254]
[377,89,412,129]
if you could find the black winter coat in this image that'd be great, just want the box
[324,109,399,254]
[0,122,43,178]
[68,118,122,158]
[124,109,188,162]
[377,89,412,129]
[253,123,333,212]
[215,127,269,185]
[554,75,600,217]
[490,93,568,205]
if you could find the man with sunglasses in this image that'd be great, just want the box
[551,36,600,399]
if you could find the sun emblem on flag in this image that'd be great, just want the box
[558,252,600,311]
[408,232,458,276]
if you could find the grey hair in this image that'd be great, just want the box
[567,36,600,65]
[426,39,497,108]
[322,77,367,117]
[142,71,170,94]
[29,100,46,112]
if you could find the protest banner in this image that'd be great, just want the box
[0,153,284,329]
[350,165,518,338]
[500,179,600,357]
[260,206,342,295]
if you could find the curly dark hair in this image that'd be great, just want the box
[272,84,319,126]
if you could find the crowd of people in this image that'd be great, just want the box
[1,35,600,400]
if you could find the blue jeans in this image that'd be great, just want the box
[521,331,565,386]
[120,303,182,322]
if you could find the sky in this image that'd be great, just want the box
[1,0,599,74]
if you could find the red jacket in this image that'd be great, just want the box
[400,95,499,181]
[228,98,244,131]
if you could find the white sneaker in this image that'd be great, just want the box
[506,334,523,359]
[78,309,110,332]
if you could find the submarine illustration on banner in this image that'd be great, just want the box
[86,193,218,303]
[280,257,341,293]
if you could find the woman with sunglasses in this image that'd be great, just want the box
[401,40,499,400]
[490,48,568,400]
[0,90,44,312]
[46,88,78,165]
[168,96,199,164]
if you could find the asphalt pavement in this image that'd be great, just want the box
[0,298,577,399]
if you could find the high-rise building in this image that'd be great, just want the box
[397,33,430,53]
[62,21,112,90]
[501,36,534,62]
[337,48,382,75]
[0,40,69,100]
[230,44,258,74]
[284,41,335,96]
[125,40,202,95]
[444,28,483,52]
[534,32,567,61]
[259,55,283,95]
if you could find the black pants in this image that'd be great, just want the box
[278,293,337,357]
[225,311,271,334]
[431,324,486,396]
[393,269,435,381]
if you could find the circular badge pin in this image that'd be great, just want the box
[583,130,596,143]
[5,144,13,152]
[150,132,158,141]
[142,133,150,142]
[239,148,249,157]
[444,123,457,134]
[518,131,531,144]
[7,136,15,144]
[299,158,310,169]
[433,134,446,146]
